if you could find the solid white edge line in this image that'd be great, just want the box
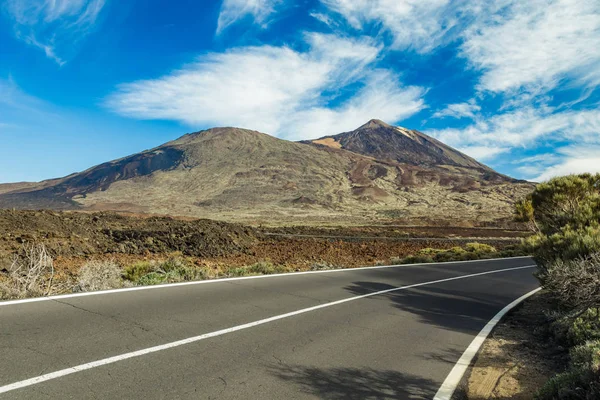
[432,286,542,400]
[0,264,536,395]
[0,256,533,307]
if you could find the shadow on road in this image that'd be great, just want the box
[344,281,509,335]
[269,363,438,399]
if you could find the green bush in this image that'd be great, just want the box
[517,173,600,265]
[531,226,600,265]
[530,174,600,236]
[418,248,443,256]
[123,257,209,285]
[570,340,600,370]
[247,261,288,275]
[123,261,155,282]
[536,367,600,399]
[226,267,249,277]
[224,262,289,277]
[136,271,170,286]
[569,309,600,346]
[465,242,497,253]
[395,242,502,265]
[516,175,600,399]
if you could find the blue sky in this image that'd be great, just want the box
[1,0,599,183]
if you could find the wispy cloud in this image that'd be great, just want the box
[430,107,600,154]
[534,146,600,181]
[217,0,281,34]
[320,0,457,53]
[429,105,600,178]
[3,0,106,64]
[432,100,480,119]
[462,0,600,93]
[105,33,425,139]
[319,0,600,94]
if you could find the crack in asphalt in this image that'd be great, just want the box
[50,299,164,341]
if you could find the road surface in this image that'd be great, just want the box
[0,257,538,399]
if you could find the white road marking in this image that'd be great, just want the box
[433,286,542,400]
[0,264,536,395]
[0,256,532,307]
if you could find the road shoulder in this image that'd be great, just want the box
[453,291,568,399]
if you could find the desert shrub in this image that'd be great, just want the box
[395,242,503,265]
[311,262,337,270]
[538,325,600,399]
[465,242,497,253]
[226,267,249,277]
[77,260,123,292]
[530,173,600,236]
[224,262,290,277]
[497,244,529,258]
[247,261,289,275]
[123,261,155,282]
[515,196,537,231]
[536,367,600,400]
[0,243,54,299]
[517,173,600,263]
[418,248,443,256]
[570,340,600,370]
[568,309,600,346]
[538,254,600,310]
[532,226,600,265]
[516,175,600,398]
[401,255,435,264]
[123,257,209,285]
[136,272,170,286]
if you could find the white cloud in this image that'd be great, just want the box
[217,0,281,34]
[433,101,480,119]
[320,0,600,93]
[320,0,456,53]
[106,33,425,139]
[534,146,600,181]
[3,0,105,64]
[284,69,425,140]
[454,146,509,161]
[429,107,600,162]
[310,12,335,27]
[462,0,600,93]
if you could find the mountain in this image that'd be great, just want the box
[0,122,532,225]
[306,119,495,172]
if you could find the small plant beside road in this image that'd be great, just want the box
[0,243,55,300]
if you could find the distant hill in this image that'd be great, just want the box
[0,121,532,225]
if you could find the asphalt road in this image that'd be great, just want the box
[0,257,538,399]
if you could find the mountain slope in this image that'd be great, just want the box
[0,122,532,225]
[306,119,500,174]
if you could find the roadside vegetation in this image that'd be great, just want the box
[392,242,526,264]
[513,173,600,399]
[0,253,344,299]
[0,243,56,299]
[0,237,522,300]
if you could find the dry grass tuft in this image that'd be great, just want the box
[77,260,125,292]
[0,243,54,299]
